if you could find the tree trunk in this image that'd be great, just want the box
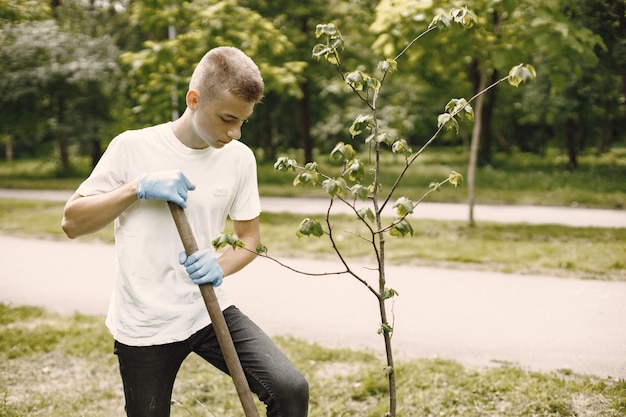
[564,117,578,169]
[299,80,313,163]
[3,134,13,162]
[615,1,626,123]
[299,16,313,163]
[58,136,70,177]
[468,70,487,228]
[55,94,70,176]
[90,139,102,168]
[479,70,499,163]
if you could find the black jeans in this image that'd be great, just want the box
[114,306,309,417]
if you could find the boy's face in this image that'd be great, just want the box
[191,91,254,149]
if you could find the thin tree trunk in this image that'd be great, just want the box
[616,1,626,123]
[4,134,13,162]
[299,16,313,163]
[299,80,313,163]
[90,139,102,168]
[479,70,499,163]
[468,70,487,228]
[565,117,578,169]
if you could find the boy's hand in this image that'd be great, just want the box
[179,249,223,287]
[136,170,196,208]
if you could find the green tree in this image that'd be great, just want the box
[0,18,119,172]
[0,0,50,21]
[0,0,50,160]
[239,0,381,163]
[120,0,306,134]
[370,0,604,225]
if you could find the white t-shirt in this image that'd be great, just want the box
[76,122,261,346]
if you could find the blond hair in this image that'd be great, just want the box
[189,46,264,105]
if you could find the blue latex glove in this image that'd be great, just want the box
[179,249,223,286]
[136,170,196,208]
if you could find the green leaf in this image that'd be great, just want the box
[383,288,399,299]
[322,177,348,197]
[346,159,365,182]
[378,323,393,334]
[389,219,414,237]
[393,196,414,217]
[450,6,477,29]
[345,70,381,92]
[375,131,394,146]
[351,184,370,200]
[304,161,318,171]
[312,44,331,58]
[448,171,463,187]
[445,98,473,121]
[293,171,319,187]
[429,13,451,30]
[368,182,382,195]
[378,58,397,73]
[274,156,298,172]
[437,112,459,133]
[357,207,375,222]
[255,243,267,255]
[391,139,412,155]
[296,217,324,238]
[312,24,343,65]
[349,115,373,137]
[508,63,537,87]
[330,142,356,161]
[315,23,339,38]
[212,233,244,250]
[429,181,442,191]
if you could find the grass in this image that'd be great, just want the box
[1,199,624,281]
[1,304,624,417]
[1,146,625,208]
[255,146,626,209]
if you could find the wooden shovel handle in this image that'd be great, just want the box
[168,202,260,417]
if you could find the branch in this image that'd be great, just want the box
[379,74,511,213]
[394,26,438,61]
[325,197,381,298]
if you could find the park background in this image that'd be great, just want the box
[1,1,626,416]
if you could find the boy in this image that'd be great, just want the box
[62,46,309,417]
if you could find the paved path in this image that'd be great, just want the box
[1,234,625,379]
[1,188,625,228]
[1,190,625,379]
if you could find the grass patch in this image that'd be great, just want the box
[256,146,626,209]
[0,199,114,243]
[2,146,626,208]
[1,304,624,416]
[256,212,626,281]
[1,200,624,281]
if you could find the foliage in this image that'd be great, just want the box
[0,0,50,22]
[1,0,623,174]
[0,2,120,171]
[369,0,613,163]
[120,0,306,125]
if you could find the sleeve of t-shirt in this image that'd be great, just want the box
[76,133,130,197]
[229,146,262,221]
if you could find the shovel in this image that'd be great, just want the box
[168,202,260,417]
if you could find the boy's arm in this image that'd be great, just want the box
[219,217,261,278]
[61,180,139,239]
[61,170,196,239]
